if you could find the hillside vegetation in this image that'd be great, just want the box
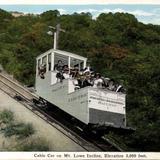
[0,9,160,151]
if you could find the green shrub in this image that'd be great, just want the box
[1,124,15,137]
[0,110,14,124]
[2,123,35,139]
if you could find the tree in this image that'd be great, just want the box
[89,44,129,71]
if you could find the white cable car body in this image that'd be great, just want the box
[35,49,126,128]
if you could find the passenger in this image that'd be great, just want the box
[81,75,93,88]
[74,64,79,70]
[83,69,91,77]
[83,63,93,74]
[116,84,122,92]
[93,73,103,88]
[90,73,95,85]
[63,67,70,79]
[39,63,46,79]
[54,60,64,82]
[54,60,63,72]
[71,64,79,79]
[102,77,110,88]
[108,79,116,91]
[115,83,126,93]
[63,65,69,71]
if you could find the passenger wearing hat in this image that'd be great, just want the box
[83,63,94,75]
[93,73,103,88]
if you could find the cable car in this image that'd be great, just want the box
[35,49,130,132]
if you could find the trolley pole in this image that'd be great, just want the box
[48,24,65,50]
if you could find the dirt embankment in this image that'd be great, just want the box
[0,90,85,151]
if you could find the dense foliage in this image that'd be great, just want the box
[0,9,160,151]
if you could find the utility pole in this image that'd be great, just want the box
[48,24,65,50]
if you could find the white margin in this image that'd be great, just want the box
[0,0,160,5]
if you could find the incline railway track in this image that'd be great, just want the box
[0,72,123,151]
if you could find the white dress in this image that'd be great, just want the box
[63,73,70,79]
[93,78,103,88]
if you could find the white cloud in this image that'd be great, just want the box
[126,10,155,16]
[22,11,42,15]
[143,17,160,25]
[77,8,157,20]
[78,8,159,24]
[100,8,123,13]
[98,8,155,16]
[58,8,67,15]
[77,9,98,13]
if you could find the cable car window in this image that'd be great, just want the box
[80,61,84,70]
[42,56,47,65]
[70,58,84,71]
[54,53,68,68]
[48,53,51,71]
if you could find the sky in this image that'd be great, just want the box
[0,4,160,25]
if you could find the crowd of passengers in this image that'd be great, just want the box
[53,60,125,93]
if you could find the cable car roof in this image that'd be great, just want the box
[36,49,87,61]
